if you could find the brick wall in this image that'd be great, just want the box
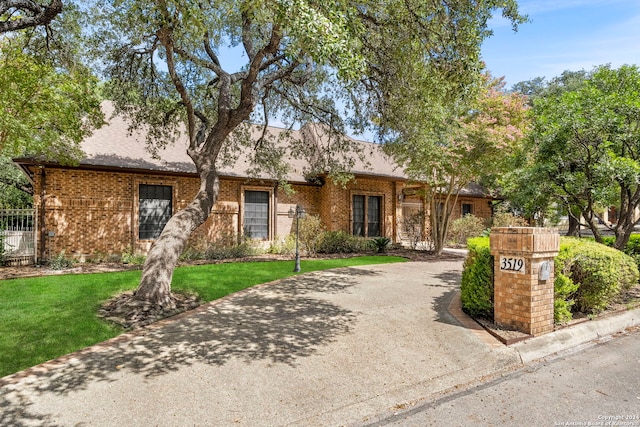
[490,227,559,336]
[33,167,257,260]
[30,165,494,260]
[319,176,397,239]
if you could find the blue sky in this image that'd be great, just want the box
[481,0,640,89]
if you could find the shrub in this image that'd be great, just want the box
[317,231,372,254]
[49,251,75,270]
[371,236,391,253]
[121,248,146,266]
[268,234,296,255]
[557,238,639,314]
[204,237,259,260]
[553,272,579,324]
[402,209,426,250]
[298,215,324,257]
[447,214,485,247]
[0,232,5,265]
[460,237,494,319]
[600,234,640,270]
[460,236,638,323]
[179,232,261,261]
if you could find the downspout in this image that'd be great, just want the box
[130,175,136,253]
[39,166,46,263]
[273,182,278,240]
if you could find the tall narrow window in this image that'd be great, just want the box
[367,196,381,237]
[244,190,269,239]
[353,195,365,236]
[139,184,172,239]
[352,194,382,237]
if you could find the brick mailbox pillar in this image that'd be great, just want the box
[489,227,560,337]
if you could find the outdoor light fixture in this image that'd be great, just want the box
[288,204,306,272]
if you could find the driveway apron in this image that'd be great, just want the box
[0,261,520,426]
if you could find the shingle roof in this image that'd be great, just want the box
[74,102,405,183]
[14,103,492,197]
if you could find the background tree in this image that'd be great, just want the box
[90,0,526,311]
[0,155,32,208]
[504,71,587,231]
[511,65,640,249]
[385,74,530,255]
[0,2,103,207]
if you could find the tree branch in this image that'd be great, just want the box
[0,0,62,33]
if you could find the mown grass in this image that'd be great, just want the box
[0,256,405,377]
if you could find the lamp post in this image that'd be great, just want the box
[288,204,306,272]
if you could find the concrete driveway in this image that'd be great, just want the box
[0,260,521,426]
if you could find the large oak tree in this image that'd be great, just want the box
[92,0,526,311]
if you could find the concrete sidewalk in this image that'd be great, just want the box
[0,260,637,426]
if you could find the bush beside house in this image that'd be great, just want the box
[461,236,639,324]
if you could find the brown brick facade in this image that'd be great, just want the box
[28,165,493,261]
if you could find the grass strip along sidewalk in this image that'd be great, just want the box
[0,256,405,378]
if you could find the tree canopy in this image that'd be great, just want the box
[86,0,526,310]
[1,0,103,162]
[509,65,640,249]
[385,73,530,254]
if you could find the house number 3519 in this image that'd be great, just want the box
[499,256,525,274]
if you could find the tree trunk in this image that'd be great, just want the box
[584,212,603,243]
[613,187,640,250]
[133,167,219,310]
[566,207,581,237]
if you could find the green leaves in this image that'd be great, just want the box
[0,36,103,163]
[509,65,640,246]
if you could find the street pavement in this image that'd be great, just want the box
[360,326,640,426]
[1,259,639,426]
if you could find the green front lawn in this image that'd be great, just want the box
[0,256,404,378]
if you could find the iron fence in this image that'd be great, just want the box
[0,208,37,266]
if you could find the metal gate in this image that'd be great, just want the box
[0,209,37,266]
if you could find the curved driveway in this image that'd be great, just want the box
[0,260,521,426]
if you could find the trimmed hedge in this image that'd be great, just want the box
[600,234,640,269]
[461,236,639,323]
[460,237,493,318]
[557,238,638,314]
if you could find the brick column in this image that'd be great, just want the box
[490,227,559,336]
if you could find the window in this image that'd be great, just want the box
[368,196,381,237]
[244,190,269,239]
[353,195,365,236]
[462,203,473,216]
[139,184,172,240]
[352,194,382,237]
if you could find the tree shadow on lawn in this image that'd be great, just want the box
[0,268,378,426]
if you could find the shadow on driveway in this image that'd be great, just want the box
[0,268,379,426]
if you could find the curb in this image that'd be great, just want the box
[511,308,640,363]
